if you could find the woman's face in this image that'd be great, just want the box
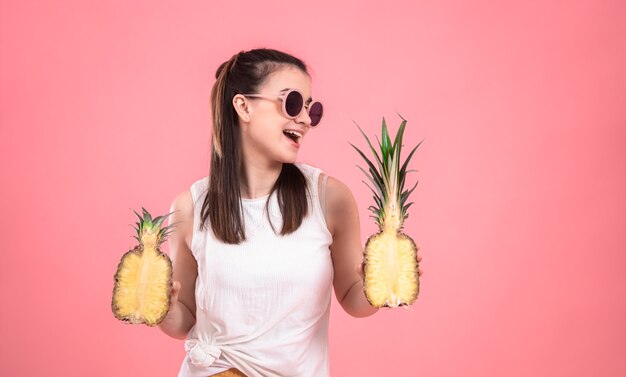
[233,66,315,165]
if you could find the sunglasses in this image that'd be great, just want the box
[240,89,324,127]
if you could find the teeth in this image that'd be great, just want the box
[283,130,302,143]
[284,130,302,137]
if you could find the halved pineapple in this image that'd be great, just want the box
[111,207,178,326]
[349,114,423,308]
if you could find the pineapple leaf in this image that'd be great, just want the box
[381,117,391,172]
[367,206,380,216]
[369,168,385,196]
[372,194,383,210]
[376,134,385,182]
[373,194,383,211]
[394,110,407,123]
[161,220,183,233]
[404,202,414,212]
[352,121,384,176]
[132,208,143,222]
[381,117,390,156]
[399,170,418,196]
[399,139,424,179]
[355,164,386,202]
[131,208,145,234]
[400,180,419,206]
[348,142,384,188]
[142,207,152,224]
[153,210,177,228]
[401,201,414,217]
[392,119,408,160]
[368,214,382,227]
[399,171,407,194]
[361,177,383,209]
[162,221,182,231]
[154,210,178,223]
[361,180,383,207]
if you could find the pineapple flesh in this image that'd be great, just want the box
[349,114,423,308]
[111,207,177,326]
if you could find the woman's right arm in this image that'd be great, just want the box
[157,189,198,340]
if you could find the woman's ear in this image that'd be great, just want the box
[232,94,251,122]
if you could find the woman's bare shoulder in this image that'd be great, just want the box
[319,174,356,236]
[325,175,354,206]
[169,189,194,251]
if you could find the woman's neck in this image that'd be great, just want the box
[239,159,283,199]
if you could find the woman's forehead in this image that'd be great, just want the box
[262,68,312,95]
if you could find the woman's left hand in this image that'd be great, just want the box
[416,245,423,276]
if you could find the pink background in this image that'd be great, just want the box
[1,0,625,376]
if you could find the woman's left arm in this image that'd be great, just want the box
[326,176,379,317]
[326,175,423,317]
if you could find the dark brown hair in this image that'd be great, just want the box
[200,48,312,244]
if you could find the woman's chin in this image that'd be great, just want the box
[282,154,298,163]
[279,150,298,163]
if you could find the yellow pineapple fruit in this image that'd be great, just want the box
[349,115,423,308]
[111,207,178,326]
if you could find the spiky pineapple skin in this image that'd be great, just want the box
[111,244,173,326]
[363,229,419,308]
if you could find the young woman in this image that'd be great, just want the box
[158,48,422,377]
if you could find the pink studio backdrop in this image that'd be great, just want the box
[1,1,624,376]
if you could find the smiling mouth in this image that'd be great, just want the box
[283,130,302,144]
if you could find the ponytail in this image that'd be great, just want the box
[210,50,243,159]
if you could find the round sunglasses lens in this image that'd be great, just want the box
[309,102,323,126]
[285,91,304,117]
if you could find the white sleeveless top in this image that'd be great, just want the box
[178,162,333,377]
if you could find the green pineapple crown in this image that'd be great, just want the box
[348,112,423,231]
[130,207,180,245]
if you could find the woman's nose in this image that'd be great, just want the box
[297,106,312,127]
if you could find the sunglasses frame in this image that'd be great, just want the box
[240,89,323,127]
